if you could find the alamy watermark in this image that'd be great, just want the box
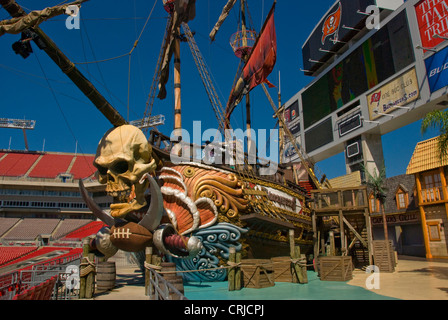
[365,265,380,290]
[169,121,280,176]
[366,5,381,30]
[65,5,80,30]
[65,265,80,290]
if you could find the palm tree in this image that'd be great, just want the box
[421,109,448,161]
[362,164,388,242]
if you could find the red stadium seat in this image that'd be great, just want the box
[32,283,45,300]
[41,276,57,300]
[25,287,36,300]
[62,221,106,240]
[28,154,73,179]
[69,155,96,179]
[0,153,40,177]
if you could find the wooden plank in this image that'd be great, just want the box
[241,260,275,289]
[235,251,241,291]
[320,256,353,281]
[228,247,236,291]
[272,257,292,282]
[342,216,368,247]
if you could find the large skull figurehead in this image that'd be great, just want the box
[94,125,156,218]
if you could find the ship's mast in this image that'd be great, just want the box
[173,26,182,139]
[241,0,253,157]
[0,0,127,128]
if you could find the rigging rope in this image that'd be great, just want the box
[67,0,158,120]
[128,0,158,117]
[34,52,93,171]
[72,0,158,66]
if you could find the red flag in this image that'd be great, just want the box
[370,91,381,103]
[243,4,277,91]
[321,3,342,45]
[225,2,277,122]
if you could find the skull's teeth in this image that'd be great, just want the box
[110,190,133,203]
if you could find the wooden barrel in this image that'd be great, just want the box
[96,261,116,291]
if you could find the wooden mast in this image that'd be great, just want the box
[0,0,127,128]
[173,27,182,139]
[278,71,284,165]
[241,0,253,158]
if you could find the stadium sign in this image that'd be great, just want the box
[425,45,448,93]
[415,0,448,49]
[302,0,377,73]
[367,68,419,120]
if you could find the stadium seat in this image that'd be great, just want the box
[25,287,36,300]
[0,153,40,177]
[28,154,73,179]
[41,276,57,300]
[32,283,45,300]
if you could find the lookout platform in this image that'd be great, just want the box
[310,187,373,268]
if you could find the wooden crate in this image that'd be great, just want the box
[373,240,395,273]
[319,256,353,281]
[241,259,275,289]
[271,257,294,283]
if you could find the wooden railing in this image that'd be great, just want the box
[311,187,368,212]
[420,187,444,203]
[144,264,188,301]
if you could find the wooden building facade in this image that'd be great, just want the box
[368,174,424,257]
[407,137,448,259]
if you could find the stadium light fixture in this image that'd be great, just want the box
[130,115,165,129]
[0,118,36,151]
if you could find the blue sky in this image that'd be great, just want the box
[0,0,440,179]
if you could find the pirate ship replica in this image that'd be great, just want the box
[0,0,327,282]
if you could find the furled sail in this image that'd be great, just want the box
[158,0,197,100]
[225,1,277,121]
[209,0,238,42]
[0,0,85,37]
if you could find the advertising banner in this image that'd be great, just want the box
[283,136,301,164]
[425,45,448,93]
[284,100,300,136]
[302,0,375,73]
[367,68,419,120]
[415,0,448,49]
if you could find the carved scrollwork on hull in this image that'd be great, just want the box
[169,164,249,221]
[168,222,248,282]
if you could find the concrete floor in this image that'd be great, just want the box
[90,256,448,300]
[93,266,147,300]
[347,256,448,300]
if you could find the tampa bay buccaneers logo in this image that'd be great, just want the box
[321,3,342,45]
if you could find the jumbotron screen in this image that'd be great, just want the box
[302,11,415,130]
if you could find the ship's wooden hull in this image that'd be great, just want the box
[155,150,313,259]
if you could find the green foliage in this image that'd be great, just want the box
[361,163,388,204]
[421,109,448,161]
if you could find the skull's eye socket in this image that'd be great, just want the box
[96,165,108,176]
[112,161,129,174]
